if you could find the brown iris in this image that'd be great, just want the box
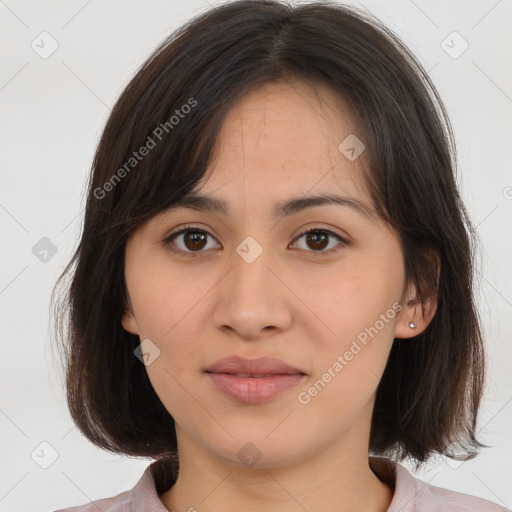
[304,231,329,251]
[183,230,208,251]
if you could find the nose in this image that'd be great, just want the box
[212,238,292,341]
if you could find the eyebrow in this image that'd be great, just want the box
[167,191,375,219]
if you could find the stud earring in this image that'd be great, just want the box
[409,304,417,329]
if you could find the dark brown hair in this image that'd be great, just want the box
[52,0,486,491]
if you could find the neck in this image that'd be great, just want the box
[159,425,394,512]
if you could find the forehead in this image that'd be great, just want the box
[199,80,371,210]
[215,79,357,156]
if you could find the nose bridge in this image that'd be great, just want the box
[213,230,291,337]
[225,200,287,294]
[231,232,273,297]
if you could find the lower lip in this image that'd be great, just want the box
[206,372,306,404]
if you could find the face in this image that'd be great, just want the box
[122,80,433,468]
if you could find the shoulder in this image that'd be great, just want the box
[52,489,131,512]
[370,456,510,512]
[52,462,169,512]
[412,472,510,512]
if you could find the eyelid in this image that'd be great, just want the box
[161,223,219,246]
[290,226,348,256]
[161,223,348,257]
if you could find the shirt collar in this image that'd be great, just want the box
[130,456,417,512]
[370,455,418,511]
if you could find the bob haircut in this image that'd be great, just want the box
[53,0,486,492]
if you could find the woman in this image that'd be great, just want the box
[52,1,509,510]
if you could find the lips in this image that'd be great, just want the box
[225,374,281,378]
[204,356,307,404]
[204,355,307,376]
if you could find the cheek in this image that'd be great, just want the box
[141,313,205,422]
[299,311,397,423]
[126,251,210,378]
[126,247,207,339]
[297,253,403,345]
[296,244,403,398]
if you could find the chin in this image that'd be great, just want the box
[204,433,312,470]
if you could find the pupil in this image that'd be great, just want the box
[308,232,327,250]
[186,231,206,250]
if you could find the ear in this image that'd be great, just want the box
[394,252,440,339]
[121,302,139,335]
[394,294,437,339]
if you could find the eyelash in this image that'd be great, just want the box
[162,224,348,258]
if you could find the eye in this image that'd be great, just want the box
[162,224,220,256]
[162,225,347,257]
[290,227,347,256]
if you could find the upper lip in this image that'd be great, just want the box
[205,356,307,375]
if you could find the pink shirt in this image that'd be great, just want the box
[54,456,510,511]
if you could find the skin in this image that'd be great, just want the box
[122,80,437,512]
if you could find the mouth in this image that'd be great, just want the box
[204,356,307,404]
[205,372,307,404]
[204,355,307,375]
[208,373,296,378]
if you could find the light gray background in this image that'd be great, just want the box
[1,1,511,511]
